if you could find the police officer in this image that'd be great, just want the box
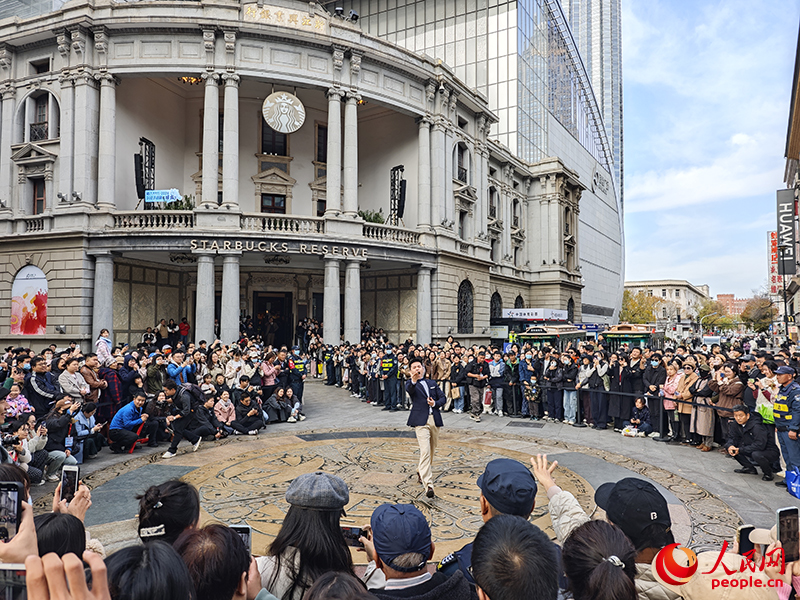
[289,346,307,402]
[324,345,335,386]
[773,365,800,491]
[380,345,399,412]
[437,458,538,583]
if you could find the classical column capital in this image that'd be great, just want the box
[345,92,361,104]
[324,254,343,263]
[95,72,120,86]
[345,256,366,266]
[418,265,433,274]
[416,116,432,128]
[221,72,240,87]
[327,87,345,100]
[202,72,219,85]
[0,84,14,101]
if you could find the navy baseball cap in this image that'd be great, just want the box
[371,504,431,572]
[776,365,795,375]
[477,458,537,517]
[594,478,671,543]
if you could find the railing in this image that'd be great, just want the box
[362,223,421,245]
[457,166,468,182]
[241,214,325,234]
[112,211,195,229]
[512,215,520,229]
[30,122,48,142]
[22,215,48,232]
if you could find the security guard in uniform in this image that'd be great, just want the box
[380,345,399,412]
[324,345,335,386]
[289,346,308,402]
[437,458,541,584]
[773,365,800,490]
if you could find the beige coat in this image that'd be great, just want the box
[689,378,715,437]
[676,372,698,415]
[708,377,743,419]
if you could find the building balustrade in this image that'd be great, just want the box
[241,214,325,234]
[29,122,48,142]
[112,211,195,230]
[362,222,421,245]
[19,214,50,232]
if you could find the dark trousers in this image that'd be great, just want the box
[546,389,563,420]
[679,413,692,442]
[109,428,139,451]
[590,390,608,429]
[580,390,593,424]
[231,415,263,434]
[291,382,304,402]
[735,448,780,475]
[82,433,104,456]
[168,417,200,453]
[384,377,398,410]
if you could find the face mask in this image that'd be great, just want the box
[562,359,570,365]
[651,361,659,367]
[386,350,392,355]
[525,354,532,360]
[22,364,30,371]
[293,350,300,356]
[371,353,377,359]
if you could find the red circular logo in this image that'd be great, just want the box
[654,543,698,586]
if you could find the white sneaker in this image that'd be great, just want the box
[637,432,647,437]
[248,430,258,436]
[46,474,60,482]
[287,416,297,423]
[648,432,660,438]
[298,414,306,421]
[497,411,504,417]
[192,439,202,452]
[162,451,177,459]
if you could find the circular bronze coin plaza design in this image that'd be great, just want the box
[68,428,740,558]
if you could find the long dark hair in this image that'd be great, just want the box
[268,506,353,600]
[106,541,195,600]
[137,480,200,545]
[562,520,636,600]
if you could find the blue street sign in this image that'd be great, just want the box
[145,189,182,203]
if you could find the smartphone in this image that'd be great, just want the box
[231,524,251,553]
[737,524,755,556]
[341,526,364,548]
[0,564,26,599]
[777,507,800,563]
[0,482,23,542]
[60,465,79,504]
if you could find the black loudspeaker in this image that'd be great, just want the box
[134,154,145,199]
[397,180,407,219]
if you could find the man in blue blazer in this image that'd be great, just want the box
[405,357,446,498]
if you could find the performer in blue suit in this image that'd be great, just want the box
[405,357,446,498]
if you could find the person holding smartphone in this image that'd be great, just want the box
[43,397,80,482]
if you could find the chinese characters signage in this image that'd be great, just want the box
[243,5,329,34]
[769,231,783,296]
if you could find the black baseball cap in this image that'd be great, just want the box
[594,478,671,543]
[477,458,537,516]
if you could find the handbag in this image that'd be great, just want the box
[786,468,800,500]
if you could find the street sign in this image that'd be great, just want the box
[488,326,509,338]
[145,189,182,203]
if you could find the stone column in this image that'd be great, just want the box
[201,73,220,208]
[194,253,216,344]
[325,88,343,216]
[220,253,240,344]
[342,93,360,218]
[323,256,341,344]
[222,73,239,209]
[92,254,114,343]
[416,117,431,230]
[343,260,362,344]
[416,267,432,345]
[72,73,99,205]
[58,74,74,201]
[96,74,117,210]
[430,120,445,228]
[0,87,17,210]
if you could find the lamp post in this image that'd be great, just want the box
[699,312,717,336]
[778,244,790,336]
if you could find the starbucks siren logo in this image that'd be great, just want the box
[262,92,306,134]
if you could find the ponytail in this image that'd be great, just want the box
[563,520,636,600]
[136,480,200,545]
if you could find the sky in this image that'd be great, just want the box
[622,0,800,298]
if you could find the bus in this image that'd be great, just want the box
[600,324,666,352]
[510,325,586,351]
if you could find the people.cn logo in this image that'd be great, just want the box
[654,543,699,586]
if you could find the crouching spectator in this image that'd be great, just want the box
[726,404,780,481]
[625,398,653,437]
[109,393,155,453]
[43,397,80,482]
[73,402,105,459]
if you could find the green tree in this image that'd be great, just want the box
[620,290,663,324]
[694,299,737,331]
[740,296,777,333]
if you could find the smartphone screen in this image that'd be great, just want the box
[737,525,755,556]
[0,483,23,542]
[778,507,800,563]
[0,565,26,599]
[231,525,251,553]
[60,466,79,504]
[341,526,364,548]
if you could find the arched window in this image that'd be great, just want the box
[515,295,525,309]
[11,266,48,335]
[457,280,474,334]
[16,90,60,143]
[454,142,470,184]
[490,292,503,320]
[567,297,575,322]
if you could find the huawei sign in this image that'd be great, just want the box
[654,543,699,586]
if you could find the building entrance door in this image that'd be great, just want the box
[253,292,293,348]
